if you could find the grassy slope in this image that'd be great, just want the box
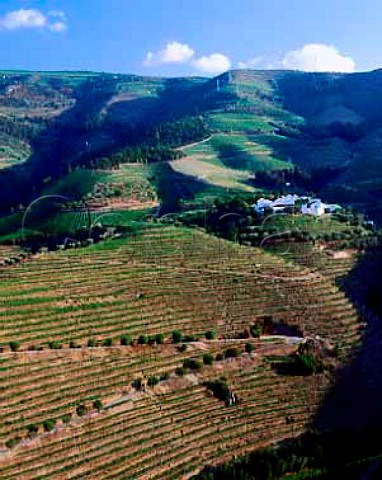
[200,70,382,220]
[0,72,87,167]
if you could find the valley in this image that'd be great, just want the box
[0,67,382,478]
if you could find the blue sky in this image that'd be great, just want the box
[0,0,382,75]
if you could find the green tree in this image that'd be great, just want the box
[183,358,202,371]
[148,376,159,387]
[294,353,319,376]
[26,424,39,438]
[120,334,131,346]
[5,437,21,449]
[175,367,185,377]
[250,324,262,338]
[43,419,56,432]
[138,334,148,345]
[203,353,214,365]
[205,331,216,340]
[172,330,183,343]
[93,399,103,411]
[76,404,87,417]
[204,379,231,403]
[9,341,20,352]
[61,413,72,425]
[132,378,143,390]
[225,348,240,359]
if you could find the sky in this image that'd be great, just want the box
[1,0,382,76]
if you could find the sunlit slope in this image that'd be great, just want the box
[0,225,361,349]
[0,347,329,480]
[173,133,288,192]
[0,225,364,479]
[201,70,382,218]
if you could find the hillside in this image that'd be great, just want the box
[1,69,382,220]
[1,68,382,477]
[0,225,364,478]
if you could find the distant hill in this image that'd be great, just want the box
[1,68,382,219]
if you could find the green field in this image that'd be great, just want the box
[183,134,289,172]
[175,133,290,194]
[208,112,274,133]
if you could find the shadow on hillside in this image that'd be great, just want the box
[152,76,238,122]
[214,141,260,172]
[104,97,158,128]
[312,247,382,432]
[154,162,220,214]
[0,76,119,213]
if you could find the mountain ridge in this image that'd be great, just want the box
[1,68,382,220]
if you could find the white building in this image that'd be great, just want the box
[324,204,342,214]
[252,194,299,214]
[253,195,341,217]
[271,194,300,212]
[251,198,274,213]
[301,199,326,216]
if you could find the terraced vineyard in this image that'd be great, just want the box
[85,164,159,211]
[181,134,286,172]
[268,242,358,281]
[0,245,25,266]
[0,349,328,479]
[0,224,364,478]
[0,135,31,169]
[175,133,289,193]
[2,64,382,479]
[0,226,361,350]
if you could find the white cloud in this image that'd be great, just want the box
[144,41,195,66]
[282,44,355,73]
[192,53,231,75]
[143,41,231,75]
[49,22,67,32]
[0,8,68,32]
[0,9,46,30]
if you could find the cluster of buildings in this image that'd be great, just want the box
[252,194,341,217]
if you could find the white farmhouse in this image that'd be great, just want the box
[324,204,342,214]
[252,194,300,214]
[271,194,300,212]
[301,199,326,216]
[301,200,341,216]
[253,194,342,217]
